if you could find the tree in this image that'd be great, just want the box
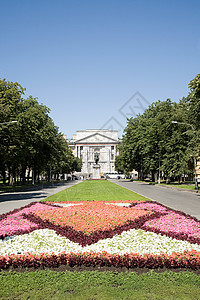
[162,99,196,182]
[0,78,79,185]
[0,79,25,184]
[116,98,195,182]
[188,74,200,129]
[114,153,126,174]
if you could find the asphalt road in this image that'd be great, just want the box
[0,180,80,215]
[110,179,200,220]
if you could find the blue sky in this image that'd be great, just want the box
[1,0,200,138]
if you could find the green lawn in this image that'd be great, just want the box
[1,270,200,300]
[0,181,51,193]
[133,180,197,190]
[160,183,196,190]
[42,179,149,202]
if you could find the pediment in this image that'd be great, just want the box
[75,133,118,144]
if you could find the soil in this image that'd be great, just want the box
[2,264,200,275]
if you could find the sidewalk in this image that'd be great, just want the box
[0,180,80,215]
[0,180,70,194]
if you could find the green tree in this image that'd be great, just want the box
[0,79,25,184]
[0,78,79,185]
[188,74,200,129]
[116,98,195,182]
[162,99,196,182]
[114,152,126,174]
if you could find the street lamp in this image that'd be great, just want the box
[172,121,198,189]
[0,121,18,125]
[171,121,194,130]
[158,153,161,184]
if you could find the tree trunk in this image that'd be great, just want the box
[27,168,30,184]
[37,171,40,183]
[8,167,13,186]
[138,171,144,180]
[21,164,26,184]
[2,165,6,184]
[151,171,155,182]
[154,172,158,183]
[166,176,170,184]
[13,169,16,184]
[9,174,13,186]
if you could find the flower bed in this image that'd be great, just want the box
[1,200,200,270]
[0,203,56,238]
[34,201,153,234]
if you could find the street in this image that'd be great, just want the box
[110,179,200,220]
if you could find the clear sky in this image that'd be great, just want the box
[1,0,200,138]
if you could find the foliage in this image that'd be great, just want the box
[116,84,200,181]
[188,73,200,129]
[0,78,78,184]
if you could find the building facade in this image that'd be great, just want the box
[67,129,121,178]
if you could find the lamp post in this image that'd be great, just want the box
[171,121,194,130]
[171,121,198,189]
[158,153,161,184]
[0,121,18,125]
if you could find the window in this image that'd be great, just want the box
[111,146,114,150]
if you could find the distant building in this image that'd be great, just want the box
[67,129,121,178]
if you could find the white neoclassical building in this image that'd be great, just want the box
[67,129,121,178]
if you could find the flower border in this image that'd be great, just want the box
[1,250,200,270]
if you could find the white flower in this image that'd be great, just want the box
[1,228,200,256]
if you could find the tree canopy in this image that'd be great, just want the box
[0,78,81,185]
[115,74,200,182]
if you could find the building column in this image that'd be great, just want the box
[108,149,111,172]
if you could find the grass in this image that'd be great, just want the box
[0,183,30,193]
[1,270,200,300]
[42,179,149,202]
[132,180,197,190]
[160,183,196,190]
[0,180,63,193]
